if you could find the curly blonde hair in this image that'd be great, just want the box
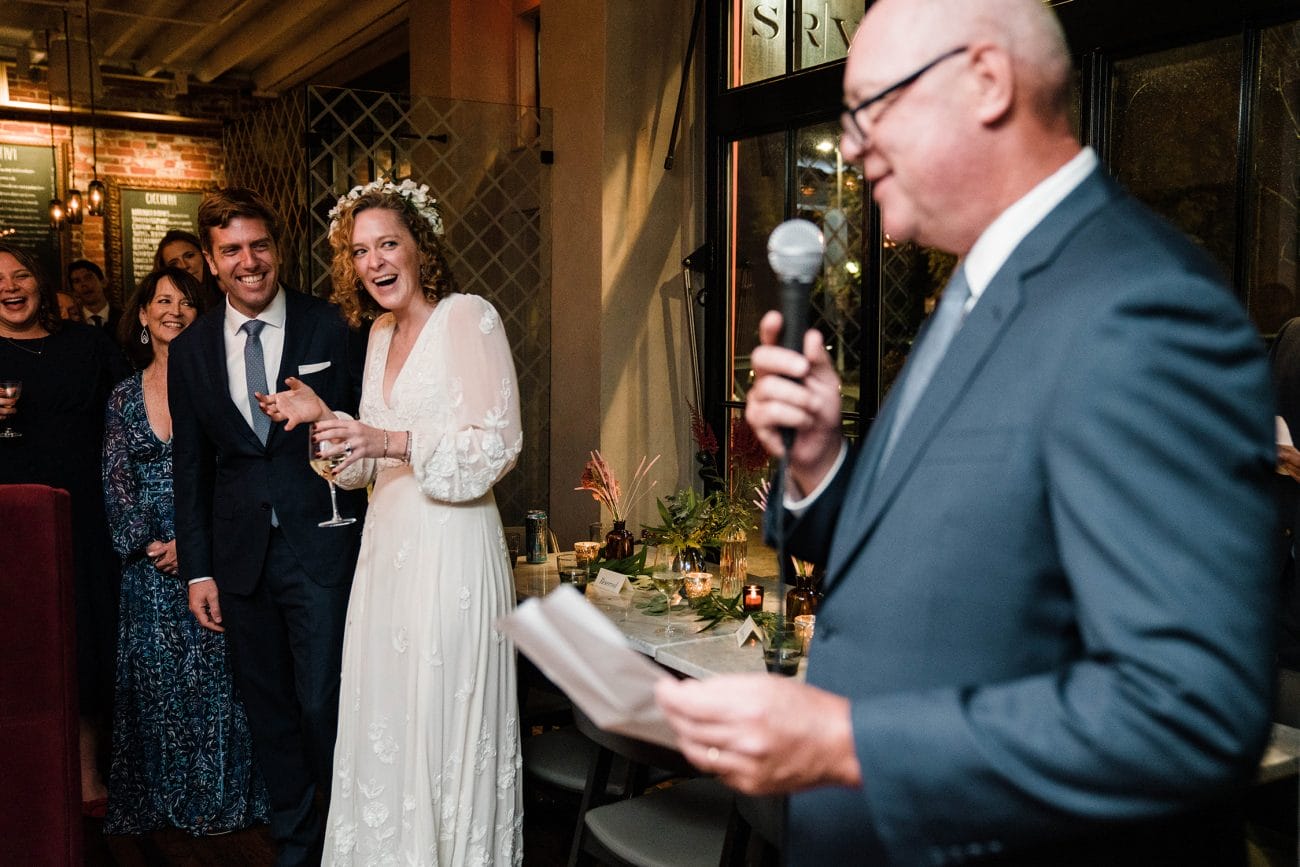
[328,190,457,326]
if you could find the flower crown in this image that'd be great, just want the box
[328,177,444,237]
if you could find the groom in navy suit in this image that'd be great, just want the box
[171,188,366,866]
[657,1,1279,865]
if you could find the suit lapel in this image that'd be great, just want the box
[194,310,260,452]
[822,168,1118,593]
[268,289,316,449]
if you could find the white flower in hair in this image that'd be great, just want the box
[328,177,444,237]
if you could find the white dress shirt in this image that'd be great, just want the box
[224,287,287,428]
[84,302,111,326]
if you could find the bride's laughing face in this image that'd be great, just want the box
[351,207,426,315]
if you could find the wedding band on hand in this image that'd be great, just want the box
[344,441,354,457]
[706,746,720,763]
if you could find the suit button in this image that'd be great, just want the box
[260,502,271,511]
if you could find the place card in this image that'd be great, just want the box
[735,615,763,647]
[593,568,629,596]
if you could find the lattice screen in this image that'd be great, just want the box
[223,90,310,290]
[223,87,552,526]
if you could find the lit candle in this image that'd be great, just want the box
[573,541,601,568]
[742,584,764,612]
[683,571,712,600]
[794,614,816,653]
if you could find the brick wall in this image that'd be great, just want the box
[1,71,224,300]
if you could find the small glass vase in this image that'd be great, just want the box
[718,530,748,598]
[670,547,707,574]
[604,520,635,560]
[785,567,820,618]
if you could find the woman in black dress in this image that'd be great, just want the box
[0,242,129,815]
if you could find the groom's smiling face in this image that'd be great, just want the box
[205,216,281,318]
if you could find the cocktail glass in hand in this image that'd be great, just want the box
[0,380,21,438]
[652,569,684,637]
[308,421,357,528]
[760,618,803,676]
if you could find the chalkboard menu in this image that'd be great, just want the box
[0,143,60,285]
[117,186,204,296]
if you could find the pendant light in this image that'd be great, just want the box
[44,29,64,230]
[62,10,83,225]
[84,0,104,216]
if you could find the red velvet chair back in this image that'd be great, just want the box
[0,484,82,865]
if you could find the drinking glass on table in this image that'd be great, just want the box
[651,566,684,637]
[308,421,357,528]
[558,552,589,590]
[760,617,803,676]
[0,379,21,439]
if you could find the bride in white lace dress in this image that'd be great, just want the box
[261,180,523,865]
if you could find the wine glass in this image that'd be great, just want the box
[651,568,684,637]
[307,421,357,528]
[0,380,21,439]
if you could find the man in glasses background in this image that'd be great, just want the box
[657,0,1278,864]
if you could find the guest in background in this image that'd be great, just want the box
[102,267,269,835]
[57,289,85,322]
[0,242,130,817]
[68,258,122,332]
[155,228,222,310]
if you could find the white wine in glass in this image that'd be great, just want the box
[652,571,684,637]
[0,380,21,439]
[308,421,356,528]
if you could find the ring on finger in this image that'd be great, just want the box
[344,441,354,457]
[706,746,720,763]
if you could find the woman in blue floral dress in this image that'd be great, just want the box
[102,267,268,835]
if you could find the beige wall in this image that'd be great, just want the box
[408,0,704,547]
[544,0,704,546]
[410,0,517,103]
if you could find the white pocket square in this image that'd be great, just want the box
[298,361,331,375]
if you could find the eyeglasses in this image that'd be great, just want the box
[840,45,969,150]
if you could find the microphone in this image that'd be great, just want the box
[767,219,825,449]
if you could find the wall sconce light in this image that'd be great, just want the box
[44,29,63,230]
[62,10,83,225]
[84,0,104,217]
[66,188,84,224]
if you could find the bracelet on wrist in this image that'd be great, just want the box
[403,430,413,463]
[382,429,390,458]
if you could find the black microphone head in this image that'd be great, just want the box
[767,219,825,284]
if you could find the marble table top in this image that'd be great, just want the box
[513,552,793,679]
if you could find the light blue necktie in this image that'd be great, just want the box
[241,320,271,444]
[878,266,971,469]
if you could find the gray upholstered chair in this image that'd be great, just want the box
[568,705,747,867]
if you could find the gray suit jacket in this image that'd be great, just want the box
[779,169,1278,866]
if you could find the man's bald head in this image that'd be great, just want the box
[844,0,1080,254]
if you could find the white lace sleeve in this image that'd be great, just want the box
[410,295,522,502]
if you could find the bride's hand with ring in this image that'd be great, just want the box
[310,416,387,473]
[258,376,333,430]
